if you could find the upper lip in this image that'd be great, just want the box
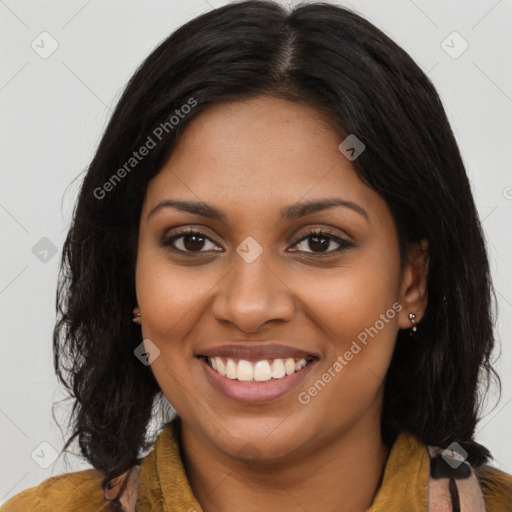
[196,344,319,362]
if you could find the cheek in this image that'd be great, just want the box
[135,253,215,412]
[291,258,400,413]
[291,257,400,348]
[135,248,216,344]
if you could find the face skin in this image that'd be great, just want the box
[135,96,428,512]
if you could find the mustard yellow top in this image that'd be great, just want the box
[2,421,511,511]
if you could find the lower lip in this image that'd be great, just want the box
[198,357,319,404]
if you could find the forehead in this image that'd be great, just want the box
[142,96,384,223]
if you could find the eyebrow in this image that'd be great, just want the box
[147,197,369,223]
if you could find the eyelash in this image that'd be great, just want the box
[160,227,353,257]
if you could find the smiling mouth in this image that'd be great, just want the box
[198,355,317,382]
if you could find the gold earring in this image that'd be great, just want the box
[132,307,141,324]
[408,312,417,335]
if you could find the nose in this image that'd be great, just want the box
[211,250,296,333]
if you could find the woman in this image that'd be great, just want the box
[3,1,511,511]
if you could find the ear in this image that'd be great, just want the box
[397,239,429,330]
[132,305,141,324]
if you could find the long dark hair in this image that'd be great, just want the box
[52,1,500,508]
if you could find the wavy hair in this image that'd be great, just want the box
[52,1,500,509]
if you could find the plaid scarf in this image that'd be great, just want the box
[105,441,488,511]
[428,444,487,511]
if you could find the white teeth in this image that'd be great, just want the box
[237,360,253,381]
[225,359,237,379]
[284,358,296,375]
[271,359,285,378]
[207,356,310,381]
[295,359,306,371]
[215,356,226,376]
[254,360,272,381]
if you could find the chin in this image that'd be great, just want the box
[204,414,313,462]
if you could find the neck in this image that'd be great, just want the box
[179,415,390,512]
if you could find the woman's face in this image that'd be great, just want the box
[136,96,426,461]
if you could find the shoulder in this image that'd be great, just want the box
[476,464,512,512]
[1,468,111,512]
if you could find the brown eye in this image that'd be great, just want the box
[290,230,352,255]
[161,229,222,253]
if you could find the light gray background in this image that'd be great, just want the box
[1,0,511,504]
